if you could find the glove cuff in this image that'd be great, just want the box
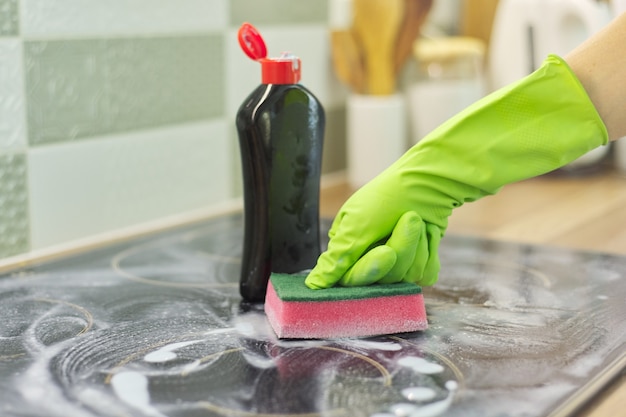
[384,54,608,229]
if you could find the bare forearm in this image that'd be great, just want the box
[566,12,626,141]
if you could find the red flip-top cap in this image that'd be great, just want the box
[238,22,301,85]
[259,54,301,84]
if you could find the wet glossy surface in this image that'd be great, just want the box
[0,214,624,417]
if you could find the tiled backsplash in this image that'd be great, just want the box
[0,153,29,256]
[0,0,348,259]
[0,0,18,36]
[25,36,224,145]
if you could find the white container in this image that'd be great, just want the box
[408,78,485,144]
[347,94,406,189]
[613,0,626,14]
[408,37,486,145]
[488,0,613,172]
[488,0,612,91]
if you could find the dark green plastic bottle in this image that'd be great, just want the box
[236,23,325,302]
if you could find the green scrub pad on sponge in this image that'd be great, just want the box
[264,273,428,339]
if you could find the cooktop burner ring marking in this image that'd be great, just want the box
[316,345,392,386]
[192,249,240,264]
[181,347,244,377]
[103,331,221,383]
[0,353,26,360]
[175,226,241,264]
[104,334,397,417]
[110,220,243,288]
[388,336,466,391]
[186,345,391,417]
[111,249,238,289]
[34,298,94,336]
[195,401,348,417]
[180,345,391,386]
[109,341,392,384]
[0,297,94,361]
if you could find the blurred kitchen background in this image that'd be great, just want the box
[0,0,624,261]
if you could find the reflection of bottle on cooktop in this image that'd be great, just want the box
[236,23,325,302]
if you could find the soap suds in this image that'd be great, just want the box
[372,379,458,417]
[143,340,200,363]
[398,357,444,374]
[402,387,437,402]
[110,371,166,417]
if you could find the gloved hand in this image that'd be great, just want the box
[306,55,607,289]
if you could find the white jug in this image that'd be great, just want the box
[489,0,612,90]
[488,0,613,171]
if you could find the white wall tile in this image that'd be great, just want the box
[226,24,346,119]
[28,120,232,248]
[21,0,228,38]
[0,39,26,150]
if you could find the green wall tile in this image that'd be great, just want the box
[0,0,18,36]
[25,35,224,146]
[230,0,328,25]
[0,153,30,257]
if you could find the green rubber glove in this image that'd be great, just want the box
[306,55,608,289]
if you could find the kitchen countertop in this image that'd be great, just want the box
[0,166,623,416]
[320,168,626,417]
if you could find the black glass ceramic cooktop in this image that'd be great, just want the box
[0,213,624,417]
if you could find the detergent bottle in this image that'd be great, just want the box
[236,23,325,302]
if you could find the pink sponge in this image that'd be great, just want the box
[265,273,428,339]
